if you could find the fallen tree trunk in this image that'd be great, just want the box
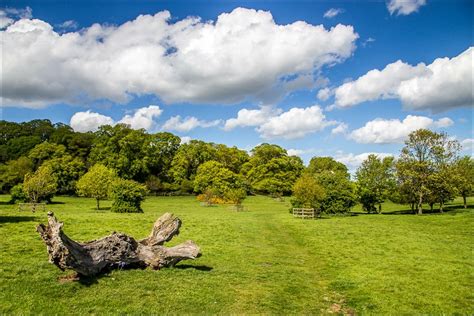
[36,212,200,277]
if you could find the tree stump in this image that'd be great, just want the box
[36,212,201,277]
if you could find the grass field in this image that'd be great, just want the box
[0,195,473,314]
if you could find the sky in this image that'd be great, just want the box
[1,0,473,171]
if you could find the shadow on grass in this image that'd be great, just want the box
[353,204,472,216]
[0,201,13,205]
[174,264,213,272]
[0,215,37,224]
[48,201,65,205]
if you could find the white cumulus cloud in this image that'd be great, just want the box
[70,110,115,132]
[162,115,221,132]
[331,122,348,135]
[387,0,426,15]
[257,105,336,139]
[349,115,454,144]
[70,105,162,132]
[223,105,282,131]
[118,105,163,130]
[1,8,358,108]
[330,47,472,112]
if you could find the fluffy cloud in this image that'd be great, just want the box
[349,115,453,144]
[331,123,348,135]
[330,47,472,112]
[223,105,281,131]
[162,116,221,132]
[70,111,115,132]
[0,7,32,28]
[324,8,343,18]
[180,136,192,144]
[335,152,394,173]
[257,105,336,139]
[1,8,358,108]
[118,105,162,130]
[317,87,333,101]
[387,0,426,15]
[70,105,162,132]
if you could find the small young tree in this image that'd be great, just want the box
[23,165,57,203]
[291,174,326,209]
[76,164,116,210]
[110,178,148,213]
[9,184,27,204]
[355,155,395,214]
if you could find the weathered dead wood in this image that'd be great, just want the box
[36,212,200,276]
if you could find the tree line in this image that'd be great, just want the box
[0,120,472,214]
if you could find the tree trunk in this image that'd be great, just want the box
[410,202,415,213]
[378,203,382,214]
[463,195,467,209]
[439,201,444,213]
[429,203,433,212]
[417,192,423,215]
[96,198,100,210]
[36,212,201,277]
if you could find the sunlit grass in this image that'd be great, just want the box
[0,195,472,314]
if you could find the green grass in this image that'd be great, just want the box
[0,195,473,314]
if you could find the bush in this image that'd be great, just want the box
[110,179,148,213]
[9,184,27,204]
[291,174,325,209]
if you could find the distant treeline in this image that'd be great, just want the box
[1,120,472,215]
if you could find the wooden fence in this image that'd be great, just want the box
[292,208,320,219]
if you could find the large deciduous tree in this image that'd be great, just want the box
[396,129,460,214]
[76,164,116,210]
[242,144,304,196]
[306,157,356,214]
[355,155,395,214]
[194,160,247,204]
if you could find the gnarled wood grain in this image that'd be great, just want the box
[36,212,200,276]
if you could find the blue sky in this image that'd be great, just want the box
[1,0,472,170]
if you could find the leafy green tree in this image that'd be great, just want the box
[454,156,474,209]
[215,144,249,173]
[0,136,42,162]
[170,140,218,189]
[0,157,34,193]
[76,164,116,210]
[306,156,356,214]
[42,155,86,195]
[355,155,395,213]
[396,129,460,214]
[307,156,349,177]
[194,161,246,201]
[110,178,148,213]
[9,184,27,203]
[291,173,326,209]
[28,141,66,167]
[23,165,57,203]
[242,144,304,196]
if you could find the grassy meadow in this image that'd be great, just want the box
[0,195,473,314]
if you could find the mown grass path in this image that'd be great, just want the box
[0,195,472,314]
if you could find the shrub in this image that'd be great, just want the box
[23,165,57,203]
[110,179,148,213]
[9,184,27,204]
[291,174,326,210]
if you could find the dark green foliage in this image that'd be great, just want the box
[194,160,247,203]
[110,179,148,213]
[355,155,395,213]
[9,184,27,203]
[0,157,34,193]
[306,156,356,214]
[242,144,304,195]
